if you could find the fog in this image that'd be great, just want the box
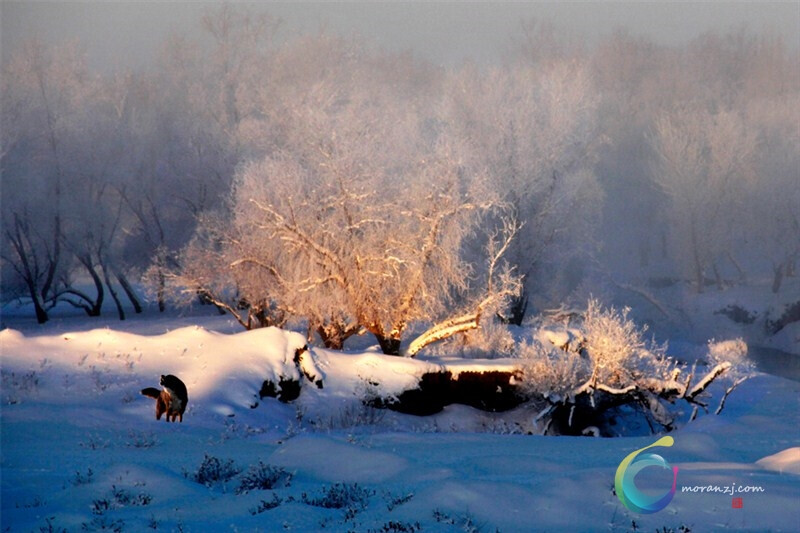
[2,2,798,343]
[3,2,798,71]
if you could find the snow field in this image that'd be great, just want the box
[1,324,798,532]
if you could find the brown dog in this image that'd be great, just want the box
[141,374,188,422]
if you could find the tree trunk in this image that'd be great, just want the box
[318,328,345,350]
[315,321,361,350]
[7,214,55,324]
[66,256,104,316]
[102,265,125,320]
[713,262,724,291]
[116,272,143,313]
[501,286,528,326]
[772,262,784,294]
[693,254,705,294]
[86,262,104,316]
[375,335,402,356]
[726,251,746,284]
[639,238,650,268]
[156,268,166,312]
[405,312,480,357]
[16,253,49,324]
[689,217,705,293]
[26,280,49,324]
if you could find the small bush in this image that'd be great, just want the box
[91,499,111,516]
[236,462,292,494]
[110,486,152,507]
[80,516,125,532]
[707,338,748,367]
[79,434,110,451]
[310,399,386,430]
[301,482,374,510]
[249,494,283,515]
[126,431,158,449]
[519,341,589,398]
[38,516,67,533]
[2,369,39,404]
[383,490,414,511]
[367,521,422,533]
[92,485,152,515]
[188,454,241,487]
[582,299,669,386]
[432,509,488,532]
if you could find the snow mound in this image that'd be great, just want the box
[756,447,800,475]
[0,326,308,412]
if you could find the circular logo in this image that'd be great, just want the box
[615,436,679,514]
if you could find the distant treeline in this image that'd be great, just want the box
[2,6,797,335]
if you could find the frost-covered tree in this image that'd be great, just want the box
[440,59,602,319]
[650,105,757,292]
[125,6,276,312]
[173,42,520,354]
[744,96,800,292]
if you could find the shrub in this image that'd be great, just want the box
[236,462,292,494]
[249,494,283,515]
[72,468,94,486]
[383,490,414,511]
[519,341,589,399]
[367,521,422,533]
[301,482,374,510]
[187,455,241,487]
[518,299,743,436]
[707,338,749,369]
[80,517,125,532]
[582,299,670,386]
[38,517,67,533]
[126,431,157,449]
[91,485,151,516]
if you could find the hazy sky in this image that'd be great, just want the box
[2,1,799,71]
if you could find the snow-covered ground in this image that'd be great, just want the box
[1,307,798,532]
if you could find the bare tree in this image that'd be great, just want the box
[0,40,77,322]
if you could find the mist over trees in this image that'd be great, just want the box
[2,7,798,350]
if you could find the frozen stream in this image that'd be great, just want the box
[750,345,800,382]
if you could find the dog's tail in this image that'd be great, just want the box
[140,387,161,399]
